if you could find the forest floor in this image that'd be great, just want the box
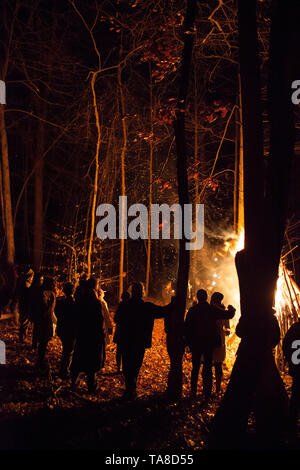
[0,316,298,452]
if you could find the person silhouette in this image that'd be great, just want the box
[114,291,130,372]
[115,282,172,399]
[70,277,104,393]
[210,292,231,394]
[184,289,235,399]
[55,282,78,379]
[35,277,56,370]
[74,274,88,303]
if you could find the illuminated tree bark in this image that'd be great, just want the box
[0,104,15,264]
[210,0,298,447]
[0,2,18,265]
[190,51,200,278]
[234,73,244,235]
[118,64,127,300]
[87,70,101,277]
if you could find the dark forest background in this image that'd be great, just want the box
[1,0,299,301]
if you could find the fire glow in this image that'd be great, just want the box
[192,228,299,369]
[217,229,299,324]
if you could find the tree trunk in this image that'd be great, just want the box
[0,159,5,243]
[235,73,244,235]
[145,65,153,296]
[167,0,198,399]
[87,71,101,277]
[118,65,127,300]
[209,0,298,448]
[33,112,45,271]
[0,104,15,264]
[0,0,18,264]
[69,1,102,279]
[190,53,201,278]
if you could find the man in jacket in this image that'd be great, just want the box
[55,282,78,379]
[184,289,236,398]
[115,282,172,400]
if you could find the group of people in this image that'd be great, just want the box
[10,268,300,433]
[184,289,235,398]
[14,270,114,393]
[13,268,236,399]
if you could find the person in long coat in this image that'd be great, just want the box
[113,291,130,372]
[210,292,231,394]
[55,282,78,379]
[70,277,104,393]
[184,289,235,398]
[115,282,172,400]
[74,274,88,302]
[35,277,56,368]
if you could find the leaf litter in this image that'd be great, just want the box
[0,317,292,450]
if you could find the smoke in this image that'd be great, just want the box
[191,231,240,306]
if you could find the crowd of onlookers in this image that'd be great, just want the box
[1,265,299,437]
[9,268,237,399]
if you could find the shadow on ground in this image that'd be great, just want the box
[0,390,210,450]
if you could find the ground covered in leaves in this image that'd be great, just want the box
[0,316,295,451]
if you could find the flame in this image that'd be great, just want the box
[275,264,299,321]
[274,267,286,316]
[190,225,299,368]
[230,229,300,358]
[236,229,245,252]
[230,229,244,306]
[273,264,300,369]
[222,229,245,258]
[188,222,299,371]
[231,229,299,321]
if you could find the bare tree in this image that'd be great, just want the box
[167,0,198,399]
[0,1,18,264]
